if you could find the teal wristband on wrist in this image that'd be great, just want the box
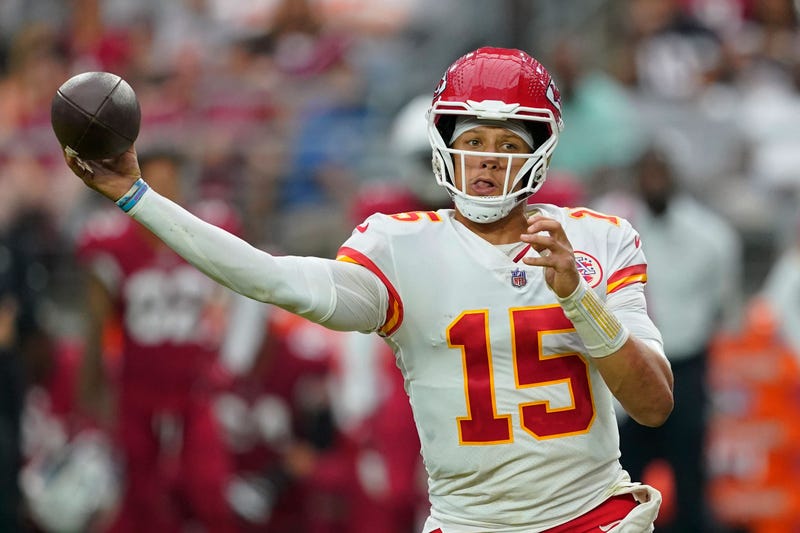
[115,178,149,212]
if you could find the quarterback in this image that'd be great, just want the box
[64,47,673,532]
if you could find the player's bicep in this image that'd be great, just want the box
[269,256,387,332]
[323,260,388,332]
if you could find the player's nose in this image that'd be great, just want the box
[480,156,501,170]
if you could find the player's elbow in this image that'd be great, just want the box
[631,389,674,427]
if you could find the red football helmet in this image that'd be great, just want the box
[427,47,564,222]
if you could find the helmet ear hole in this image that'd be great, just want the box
[526,122,550,150]
[431,149,450,184]
[435,116,456,147]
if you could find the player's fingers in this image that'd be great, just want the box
[64,148,95,180]
[522,224,572,254]
[521,231,555,251]
[522,235,576,272]
[526,216,567,239]
[521,255,544,268]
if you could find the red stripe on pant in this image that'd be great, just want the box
[426,494,637,533]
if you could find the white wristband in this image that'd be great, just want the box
[557,278,629,358]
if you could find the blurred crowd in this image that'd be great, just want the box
[2,0,800,532]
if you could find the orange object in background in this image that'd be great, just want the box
[642,459,675,527]
[706,299,800,532]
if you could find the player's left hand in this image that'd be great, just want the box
[521,215,581,298]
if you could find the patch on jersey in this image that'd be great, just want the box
[574,251,603,288]
[511,267,527,288]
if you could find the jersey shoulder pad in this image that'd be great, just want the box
[565,206,627,229]
[351,209,447,238]
[563,206,641,244]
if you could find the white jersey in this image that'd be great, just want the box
[337,204,658,531]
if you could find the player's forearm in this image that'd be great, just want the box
[557,280,673,426]
[595,337,674,427]
[127,188,329,317]
[126,188,386,332]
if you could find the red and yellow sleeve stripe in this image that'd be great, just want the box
[606,264,647,294]
[336,246,403,336]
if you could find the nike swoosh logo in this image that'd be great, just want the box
[599,519,622,532]
[356,223,369,233]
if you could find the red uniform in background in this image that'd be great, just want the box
[223,307,339,532]
[76,200,241,533]
[222,306,425,533]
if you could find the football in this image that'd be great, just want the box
[51,71,141,160]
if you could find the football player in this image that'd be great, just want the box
[75,148,241,533]
[65,47,673,532]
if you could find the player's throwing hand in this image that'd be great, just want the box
[63,146,142,202]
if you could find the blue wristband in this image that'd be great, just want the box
[115,178,149,212]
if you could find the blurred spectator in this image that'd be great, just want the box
[19,335,120,533]
[612,0,748,191]
[74,148,242,533]
[0,191,71,531]
[736,0,799,81]
[618,0,727,100]
[0,23,69,152]
[727,0,800,226]
[594,142,743,532]
[547,36,645,188]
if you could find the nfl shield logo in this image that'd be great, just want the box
[511,268,527,287]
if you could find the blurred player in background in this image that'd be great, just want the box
[221,304,343,532]
[594,143,743,532]
[74,148,242,533]
[65,47,673,532]
[222,183,426,532]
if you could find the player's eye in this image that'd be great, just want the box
[500,139,528,152]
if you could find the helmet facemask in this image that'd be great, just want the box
[428,99,559,223]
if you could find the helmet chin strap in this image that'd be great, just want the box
[452,194,523,223]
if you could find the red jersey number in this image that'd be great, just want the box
[448,306,595,444]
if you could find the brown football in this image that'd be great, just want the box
[50,71,141,160]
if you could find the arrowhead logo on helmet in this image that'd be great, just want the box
[433,74,447,99]
[546,79,562,114]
